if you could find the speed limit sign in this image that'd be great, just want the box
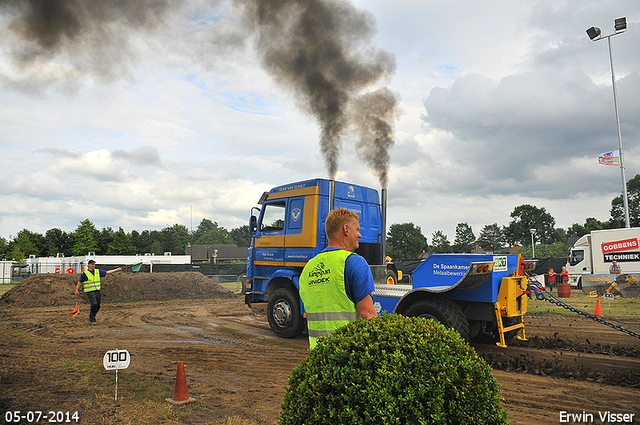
[103,349,130,370]
[103,349,130,401]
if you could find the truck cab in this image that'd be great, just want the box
[566,228,640,290]
[567,234,592,286]
[245,178,384,337]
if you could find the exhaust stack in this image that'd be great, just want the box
[381,188,387,262]
[329,179,336,211]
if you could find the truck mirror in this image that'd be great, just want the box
[250,215,258,234]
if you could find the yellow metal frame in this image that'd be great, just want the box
[494,275,528,347]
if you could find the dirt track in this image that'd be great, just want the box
[1,274,640,424]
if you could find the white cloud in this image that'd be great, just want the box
[1,0,639,242]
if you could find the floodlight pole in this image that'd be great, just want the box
[588,18,630,228]
[530,229,536,258]
[606,35,630,228]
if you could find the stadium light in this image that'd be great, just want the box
[586,17,630,228]
[530,229,536,258]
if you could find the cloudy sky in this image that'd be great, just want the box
[0,0,639,244]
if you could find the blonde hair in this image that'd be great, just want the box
[325,208,359,239]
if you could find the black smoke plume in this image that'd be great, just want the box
[0,0,181,86]
[1,0,399,187]
[351,87,400,188]
[239,0,399,186]
[1,0,173,49]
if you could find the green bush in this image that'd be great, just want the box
[279,314,508,425]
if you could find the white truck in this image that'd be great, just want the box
[566,227,640,298]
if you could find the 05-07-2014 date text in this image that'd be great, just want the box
[4,411,79,423]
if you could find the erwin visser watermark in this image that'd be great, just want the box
[559,411,635,423]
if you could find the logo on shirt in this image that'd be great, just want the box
[308,262,331,285]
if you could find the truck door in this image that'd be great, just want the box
[569,249,585,269]
[254,200,286,265]
[253,193,318,265]
[283,195,318,266]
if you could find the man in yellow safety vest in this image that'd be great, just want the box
[75,260,121,325]
[299,208,377,349]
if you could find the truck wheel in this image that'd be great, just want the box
[404,298,470,341]
[468,320,497,343]
[385,270,398,285]
[577,276,583,290]
[475,317,520,344]
[267,288,305,338]
[468,319,482,340]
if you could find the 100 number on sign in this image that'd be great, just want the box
[103,349,130,370]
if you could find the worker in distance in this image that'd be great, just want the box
[75,259,121,325]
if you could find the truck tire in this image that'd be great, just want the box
[267,287,305,338]
[404,298,470,341]
[471,317,520,344]
[385,270,398,285]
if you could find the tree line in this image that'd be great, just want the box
[3,173,639,262]
[386,174,640,260]
[0,218,252,262]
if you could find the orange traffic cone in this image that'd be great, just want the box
[594,298,602,317]
[72,302,80,317]
[165,361,196,405]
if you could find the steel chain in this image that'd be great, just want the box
[530,287,640,340]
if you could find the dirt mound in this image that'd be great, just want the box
[0,272,236,308]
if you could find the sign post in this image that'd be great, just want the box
[603,292,614,314]
[103,349,130,402]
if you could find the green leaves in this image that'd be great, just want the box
[280,314,508,425]
[430,230,451,254]
[504,204,556,246]
[386,223,428,260]
[72,219,99,256]
[453,222,476,253]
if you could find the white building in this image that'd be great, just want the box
[23,252,191,275]
[1,261,12,284]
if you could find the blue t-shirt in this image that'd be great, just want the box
[322,247,375,304]
[78,269,107,283]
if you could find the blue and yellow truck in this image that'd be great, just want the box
[244,178,534,346]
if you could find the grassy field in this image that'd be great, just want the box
[218,280,243,294]
[527,291,640,320]
[0,283,16,297]
[0,326,256,425]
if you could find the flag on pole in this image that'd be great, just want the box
[598,150,621,166]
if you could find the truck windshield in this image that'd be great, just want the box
[260,202,286,232]
[569,249,584,266]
